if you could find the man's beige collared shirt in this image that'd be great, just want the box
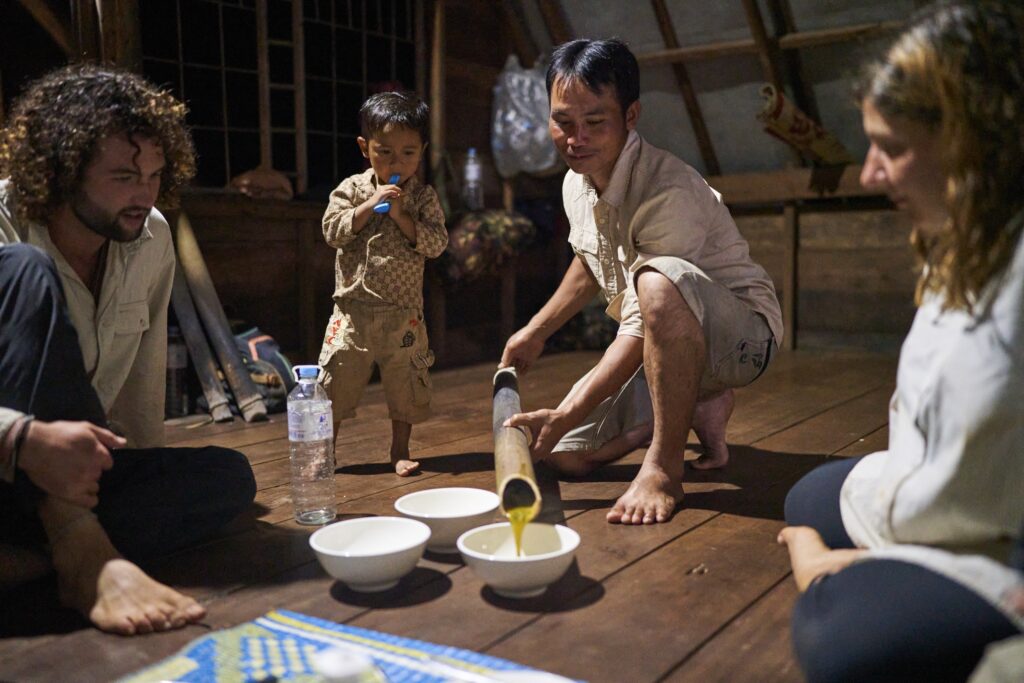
[563,130,784,344]
[0,180,173,451]
[323,168,448,310]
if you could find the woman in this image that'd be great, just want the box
[778,2,1024,681]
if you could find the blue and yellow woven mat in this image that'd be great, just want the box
[119,609,563,682]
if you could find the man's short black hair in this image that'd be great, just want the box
[546,38,640,113]
[359,91,429,143]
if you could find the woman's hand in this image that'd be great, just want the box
[777,526,866,592]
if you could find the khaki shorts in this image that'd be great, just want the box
[554,257,774,453]
[318,300,434,424]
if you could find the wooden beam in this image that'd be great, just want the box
[292,0,307,194]
[537,0,573,45]
[782,203,798,351]
[636,20,902,66]
[777,19,904,51]
[499,0,539,66]
[651,0,720,176]
[96,0,142,70]
[766,0,820,124]
[741,0,784,88]
[256,0,272,166]
[708,165,873,205]
[429,0,446,178]
[71,0,100,61]
[16,0,76,57]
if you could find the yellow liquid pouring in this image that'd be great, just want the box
[506,506,533,557]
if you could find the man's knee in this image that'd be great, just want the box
[635,268,702,343]
[195,446,257,510]
[0,244,59,287]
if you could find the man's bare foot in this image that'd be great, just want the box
[544,423,653,478]
[606,456,684,524]
[777,526,865,592]
[0,543,51,589]
[691,389,734,470]
[48,510,204,635]
[392,457,420,477]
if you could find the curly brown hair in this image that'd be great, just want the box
[0,64,196,225]
[858,1,1024,310]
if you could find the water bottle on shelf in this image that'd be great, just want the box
[165,325,189,418]
[287,365,337,525]
[462,147,484,210]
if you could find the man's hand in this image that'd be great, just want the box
[500,326,546,374]
[17,421,122,508]
[504,408,573,462]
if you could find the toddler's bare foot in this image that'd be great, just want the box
[691,389,733,470]
[393,458,420,476]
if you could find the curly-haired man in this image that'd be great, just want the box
[0,65,256,635]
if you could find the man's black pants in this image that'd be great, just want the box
[0,243,256,563]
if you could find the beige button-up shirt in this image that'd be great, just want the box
[0,180,173,452]
[323,169,448,310]
[564,131,783,344]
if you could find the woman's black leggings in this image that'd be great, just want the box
[784,458,1021,683]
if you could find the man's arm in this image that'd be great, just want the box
[500,255,600,373]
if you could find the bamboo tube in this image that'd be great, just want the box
[492,367,541,520]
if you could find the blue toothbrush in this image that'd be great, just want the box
[373,174,401,213]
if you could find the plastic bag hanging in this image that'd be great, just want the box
[491,55,563,179]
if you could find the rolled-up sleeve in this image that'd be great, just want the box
[322,177,361,248]
[411,186,448,258]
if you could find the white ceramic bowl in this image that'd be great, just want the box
[394,487,501,553]
[309,516,430,592]
[457,522,580,599]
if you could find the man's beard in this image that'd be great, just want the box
[70,190,148,243]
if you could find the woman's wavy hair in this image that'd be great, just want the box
[0,64,196,224]
[857,1,1024,309]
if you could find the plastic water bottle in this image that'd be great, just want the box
[165,325,189,418]
[287,365,336,525]
[462,147,484,210]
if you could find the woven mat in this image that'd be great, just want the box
[119,609,570,682]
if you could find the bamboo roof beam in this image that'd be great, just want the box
[15,0,76,57]
[651,0,720,175]
[766,0,820,123]
[500,0,539,66]
[537,0,573,45]
[636,19,903,66]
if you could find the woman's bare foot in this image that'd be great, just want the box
[606,453,684,524]
[691,389,734,470]
[47,508,205,635]
[777,526,866,591]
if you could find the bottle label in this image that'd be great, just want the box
[288,408,333,442]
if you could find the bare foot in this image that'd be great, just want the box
[545,423,653,478]
[393,458,420,477]
[777,526,865,592]
[606,456,684,524]
[691,389,734,470]
[48,511,205,635]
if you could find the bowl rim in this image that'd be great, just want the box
[309,516,431,558]
[394,487,500,519]
[456,522,580,562]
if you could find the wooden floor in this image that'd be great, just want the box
[0,349,897,682]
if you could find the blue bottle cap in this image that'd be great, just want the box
[293,364,320,380]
